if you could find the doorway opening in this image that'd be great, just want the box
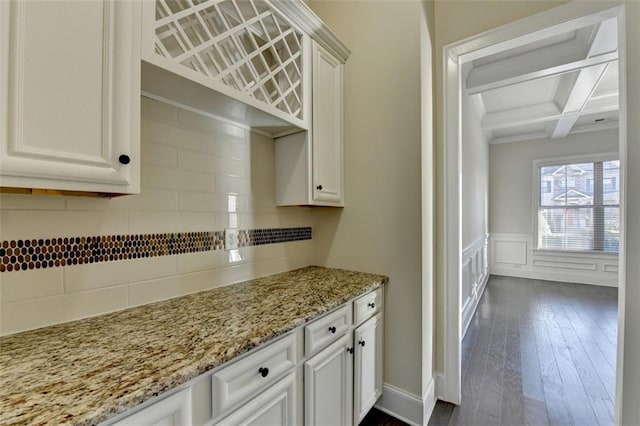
[441,3,627,423]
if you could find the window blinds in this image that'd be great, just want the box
[537,160,620,252]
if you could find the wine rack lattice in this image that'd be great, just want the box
[153,0,304,120]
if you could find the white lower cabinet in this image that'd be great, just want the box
[217,373,297,426]
[353,313,383,425]
[112,389,192,426]
[109,289,384,426]
[304,334,353,425]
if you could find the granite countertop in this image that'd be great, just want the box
[0,266,388,426]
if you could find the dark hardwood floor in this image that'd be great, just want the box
[429,275,618,426]
[361,408,410,426]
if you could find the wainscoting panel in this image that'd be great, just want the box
[462,234,489,337]
[494,238,527,265]
[490,233,619,287]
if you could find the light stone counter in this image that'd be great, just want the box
[0,266,388,425]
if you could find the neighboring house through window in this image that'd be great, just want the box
[536,154,620,253]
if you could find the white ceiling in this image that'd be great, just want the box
[465,17,619,144]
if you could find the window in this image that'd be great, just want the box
[536,156,620,253]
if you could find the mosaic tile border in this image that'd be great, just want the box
[0,227,312,273]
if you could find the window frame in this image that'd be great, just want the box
[532,152,620,255]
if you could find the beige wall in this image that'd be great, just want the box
[0,97,313,335]
[462,88,489,249]
[308,0,428,397]
[433,0,570,375]
[490,129,619,235]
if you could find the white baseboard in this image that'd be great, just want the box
[490,266,618,287]
[375,383,423,426]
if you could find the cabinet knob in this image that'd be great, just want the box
[346,347,354,354]
[316,184,323,191]
[258,367,269,378]
[118,154,131,165]
[358,340,366,347]
[328,326,337,334]
[368,302,376,309]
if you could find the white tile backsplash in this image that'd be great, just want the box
[141,96,178,125]
[178,169,217,193]
[0,96,313,336]
[178,149,219,174]
[141,140,178,168]
[0,194,66,210]
[0,286,128,335]
[128,211,181,234]
[64,256,178,293]
[0,268,64,303]
[0,210,129,240]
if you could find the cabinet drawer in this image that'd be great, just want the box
[353,288,381,326]
[304,304,352,356]
[211,333,297,420]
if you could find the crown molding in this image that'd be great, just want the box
[268,0,351,63]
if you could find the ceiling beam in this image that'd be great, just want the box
[481,97,618,131]
[551,115,581,139]
[490,131,551,145]
[467,38,586,93]
[458,7,620,63]
[551,62,609,138]
[570,120,618,135]
[550,20,617,139]
[482,103,560,130]
[467,51,617,95]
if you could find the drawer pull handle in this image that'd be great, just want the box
[316,184,323,191]
[118,154,131,165]
[358,340,366,347]
[368,302,376,309]
[258,367,269,378]
[347,347,354,354]
[328,326,337,334]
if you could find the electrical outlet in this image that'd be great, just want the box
[224,228,239,251]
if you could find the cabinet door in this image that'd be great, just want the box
[304,333,353,426]
[0,0,140,194]
[112,389,191,426]
[354,313,383,424]
[312,42,343,206]
[217,372,297,426]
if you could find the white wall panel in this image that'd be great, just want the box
[490,233,618,286]
[462,234,489,337]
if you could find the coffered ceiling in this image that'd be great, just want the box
[465,17,619,144]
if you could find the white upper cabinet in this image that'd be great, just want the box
[0,0,141,195]
[275,41,344,207]
[141,0,312,134]
[311,42,344,205]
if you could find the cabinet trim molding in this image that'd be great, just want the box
[268,0,350,63]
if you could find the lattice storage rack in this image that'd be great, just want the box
[149,0,305,122]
